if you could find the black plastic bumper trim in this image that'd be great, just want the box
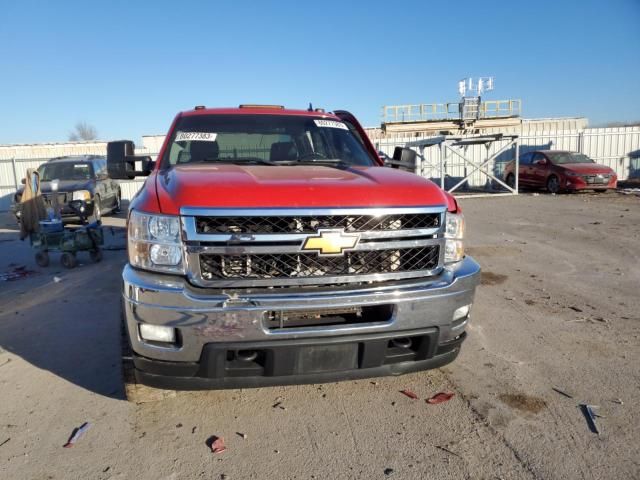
[132,331,466,390]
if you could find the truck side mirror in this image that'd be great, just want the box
[384,147,417,172]
[141,158,156,175]
[107,140,154,179]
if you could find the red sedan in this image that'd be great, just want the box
[504,150,617,193]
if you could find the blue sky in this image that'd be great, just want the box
[1,0,638,144]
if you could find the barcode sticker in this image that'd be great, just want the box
[175,131,218,142]
[314,120,348,130]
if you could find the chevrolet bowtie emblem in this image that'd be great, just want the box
[301,229,361,256]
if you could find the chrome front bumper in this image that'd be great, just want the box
[122,256,481,363]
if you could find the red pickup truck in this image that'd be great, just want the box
[107,105,480,390]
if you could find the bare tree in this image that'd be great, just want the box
[68,122,98,142]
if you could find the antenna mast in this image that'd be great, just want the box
[458,76,494,126]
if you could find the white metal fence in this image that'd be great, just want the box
[1,126,639,211]
[0,155,154,212]
[375,126,640,191]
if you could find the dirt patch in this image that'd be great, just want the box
[467,245,521,257]
[499,393,547,414]
[480,271,508,286]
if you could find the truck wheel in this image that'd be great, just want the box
[89,249,103,263]
[60,252,77,269]
[546,175,560,194]
[35,251,50,267]
[120,310,176,404]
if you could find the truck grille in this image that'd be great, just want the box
[182,207,446,287]
[196,213,440,234]
[200,246,440,280]
[42,193,68,206]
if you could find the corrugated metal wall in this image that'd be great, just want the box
[1,126,639,211]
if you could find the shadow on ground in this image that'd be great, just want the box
[0,212,129,399]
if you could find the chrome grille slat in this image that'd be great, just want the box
[181,207,447,288]
[199,246,440,280]
[195,213,440,234]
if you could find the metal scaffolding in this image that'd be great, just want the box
[381,99,522,124]
[404,134,520,196]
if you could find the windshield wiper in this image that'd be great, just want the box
[201,156,277,166]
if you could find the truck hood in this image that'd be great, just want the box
[154,164,448,214]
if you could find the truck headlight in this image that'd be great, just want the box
[72,190,92,201]
[128,210,184,274]
[444,212,465,264]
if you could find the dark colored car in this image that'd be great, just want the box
[504,150,618,193]
[13,155,121,223]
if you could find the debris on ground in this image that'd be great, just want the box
[63,422,91,448]
[552,386,574,399]
[0,266,37,282]
[435,445,461,458]
[0,358,11,368]
[175,423,183,428]
[0,438,10,448]
[208,436,227,454]
[236,432,247,440]
[612,398,624,405]
[426,392,455,404]
[568,306,583,312]
[400,389,418,400]
[580,404,600,434]
[384,467,395,476]
[191,426,197,434]
[53,276,62,283]
[272,401,286,410]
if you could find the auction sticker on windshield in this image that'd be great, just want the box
[175,131,218,142]
[314,120,348,130]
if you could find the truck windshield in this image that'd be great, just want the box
[161,114,376,168]
[38,162,93,181]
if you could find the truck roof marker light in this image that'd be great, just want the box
[194,105,206,110]
[239,104,284,109]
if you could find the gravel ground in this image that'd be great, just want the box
[0,191,638,480]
